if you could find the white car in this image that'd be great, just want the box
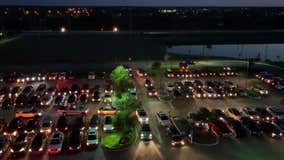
[156,111,171,127]
[48,131,64,154]
[136,108,149,124]
[86,128,99,147]
[41,95,53,106]
[103,116,114,132]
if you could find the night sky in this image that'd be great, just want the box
[0,0,284,7]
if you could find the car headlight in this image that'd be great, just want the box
[141,133,144,137]
[111,126,114,130]
[13,131,17,136]
[280,133,283,136]
[29,148,32,152]
[181,140,185,145]
[0,150,3,154]
[103,127,106,131]
[19,148,25,152]
[77,145,81,150]
[272,133,276,137]
[10,149,14,153]
[3,132,7,136]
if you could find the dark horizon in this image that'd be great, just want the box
[1,0,284,7]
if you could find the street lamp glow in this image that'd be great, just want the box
[113,26,119,32]
[60,27,66,33]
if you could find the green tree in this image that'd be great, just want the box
[110,65,130,93]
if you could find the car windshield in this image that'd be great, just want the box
[88,135,97,140]
[42,122,50,127]
[105,117,112,124]
[160,114,168,120]
[51,139,60,145]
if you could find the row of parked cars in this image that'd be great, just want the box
[165,66,238,79]
[0,113,101,157]
[168,80,240,99]
[188,106,284,139]
[256,71,284,91]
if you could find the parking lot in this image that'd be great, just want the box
[0,60,284,160]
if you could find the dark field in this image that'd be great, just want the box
[2,31,284,66]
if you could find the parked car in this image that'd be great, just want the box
[98,105,117,115]
[0,136,9,157]
[48,131,64,154]
[242,107,260,121]
[266,106,284,120]
[103,116,114,132]
[86,128,99,147]
[29,133,47,154]
[255,107,274,122]
[156,111,171,127]
[55,115,69,132]
[259,122,282,138]
[10,133,28,154]
[227,108,243,120]
[240,117,262,136]
[210,119,234,137]
[89,114,99,129]
[67,129,82,152]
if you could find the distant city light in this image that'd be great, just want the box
[113,26,119,32]
[60,27,66,33]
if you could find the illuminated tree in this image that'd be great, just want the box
[110,65,130,93]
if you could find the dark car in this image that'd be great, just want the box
[71,84,80,94]
[68,129,81,151]
[10,133,28,154]
[81,84,90,94]
[147,86,157,97]
[210,119,233,137]
[28,95,41,106]
[242,107,260,121]
[173,89,182,99]
[24,119,40,135]
[15,94,28,107]
[54,95,63,106]
[56,115,68,132]
[259,122,282,138]
[46,86,56,95]
[211,109,226,119]
[22,86,33,96]
[104,84,113,94]
[35,84,46,97]
[72,116,85,131]
[89,114,99,129]
[144,79,153,88]
[29,133,47,154]
[67,94,76,104]
[0,136,9,157]
[92,91,101,102]
[167,126,185,146]
[2,98,13,109]
[79,94,87,104]
[93,85,100,92]
[11,86,22,97]
[240,117,262,136]
[0,86,10,96]
[255,107,274,122]
[4,118,24,136]
[224,117,248,138]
